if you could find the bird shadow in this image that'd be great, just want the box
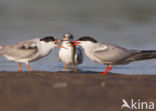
[57,68,121,75]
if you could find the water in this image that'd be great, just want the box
[0,0,156,74]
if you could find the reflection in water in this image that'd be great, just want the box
[0,0,156,74]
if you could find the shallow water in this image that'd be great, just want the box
[0,0,156,74]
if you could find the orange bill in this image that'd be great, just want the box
[56,44,67,49]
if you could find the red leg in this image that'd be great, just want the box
[101,65,112,75]
[106,66,112,73]
[101,65,110,74]
[19,63,22,72]
[26,64,34,72]
[64,64,68,69]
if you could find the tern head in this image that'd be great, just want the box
[70,37,98,47]
[40,36,66,49]
[63,33,74,41]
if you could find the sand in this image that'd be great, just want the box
[0,71,156,111]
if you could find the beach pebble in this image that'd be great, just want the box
[53,83,68,88]
[101,82,106,87]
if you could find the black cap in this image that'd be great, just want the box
[77,37,97,43]
[40,36,55,42]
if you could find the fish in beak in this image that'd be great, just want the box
[68,41,81,46]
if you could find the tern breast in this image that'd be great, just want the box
[58,41,83,65]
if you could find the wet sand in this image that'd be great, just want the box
[0,71,156,111]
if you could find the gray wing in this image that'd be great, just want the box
[93,43,136,65]
[1,39,38,58]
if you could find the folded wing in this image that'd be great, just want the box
[93,43,136,65]
[1,39,38,59]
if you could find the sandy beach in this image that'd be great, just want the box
[0,71,155,111]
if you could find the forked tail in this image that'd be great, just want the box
[125,50,156,61]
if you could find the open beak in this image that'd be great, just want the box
[68,40,81,46]
[54,39,67,49]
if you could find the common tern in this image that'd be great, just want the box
[58,33,83,69]
[0,36,65,72]
[71,36,156,74]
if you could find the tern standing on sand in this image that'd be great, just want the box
[71,36,156,74]
[0,36,65,72]
[58,33,83,69]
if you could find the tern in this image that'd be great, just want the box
[58,33,83,69]
[71,36,156,74]
[0,36,66,72]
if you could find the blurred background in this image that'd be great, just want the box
[0,0,156,74]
